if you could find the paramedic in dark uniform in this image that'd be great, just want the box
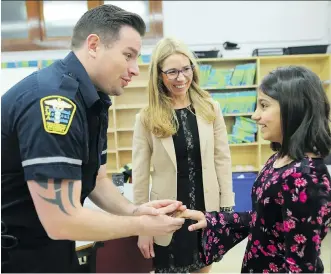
[1,4,185,273]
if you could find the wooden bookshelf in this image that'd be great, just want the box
[105,54,331,175]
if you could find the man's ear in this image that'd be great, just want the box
[86,34,101,58]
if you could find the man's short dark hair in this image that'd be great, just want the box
[260,66,331,160]
[71,4,146,49]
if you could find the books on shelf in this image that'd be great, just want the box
[230,63,257,86]
[205,68,234,88]
[199,64,212,87]
[228,117,257,144]
[211,91,257,114]
[242,63,256,86]
[199,63,256,88]
[234,117,257,132]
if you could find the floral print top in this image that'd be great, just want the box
[200,154,331,273]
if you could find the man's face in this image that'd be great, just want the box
[93,26,142,96]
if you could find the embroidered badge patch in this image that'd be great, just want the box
[40,95,77,135]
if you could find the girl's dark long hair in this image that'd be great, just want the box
[259,66,331,160]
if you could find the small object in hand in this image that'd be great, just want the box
[169,210,184,218]
[112,173,125,194]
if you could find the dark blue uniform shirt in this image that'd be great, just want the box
[1,52,111,272]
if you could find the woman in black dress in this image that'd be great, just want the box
[132,37,234,273]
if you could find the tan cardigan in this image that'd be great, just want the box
[132,100,235,246]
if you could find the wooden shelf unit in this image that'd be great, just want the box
[106,54,331,175]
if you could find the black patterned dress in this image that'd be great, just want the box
[200,154,331,273]
[153,107,223,273]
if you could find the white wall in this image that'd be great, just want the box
[2,1,331,62]
[163,1,331,56]
[1,0,330,90]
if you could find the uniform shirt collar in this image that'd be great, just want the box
[63,51,112,109]
[98,91,112,109]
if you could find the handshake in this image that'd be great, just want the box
[134,199,207,259]
[134,199,207,237]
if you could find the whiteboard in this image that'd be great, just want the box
[163,1,330,46]
[1,67,38,96]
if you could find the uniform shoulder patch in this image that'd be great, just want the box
[40,95,77,135]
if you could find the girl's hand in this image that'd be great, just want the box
[176,209,207,231]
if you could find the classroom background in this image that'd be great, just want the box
[1,1,331,272]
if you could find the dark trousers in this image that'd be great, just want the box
[2,240,81,273]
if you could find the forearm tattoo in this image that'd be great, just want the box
[35,179,76,215]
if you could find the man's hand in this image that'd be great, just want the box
[139,214,185,236]
[176,209,207,231]
[133,200,186,216]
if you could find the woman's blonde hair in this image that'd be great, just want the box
[141,37,216,138]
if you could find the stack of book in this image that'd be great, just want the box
[228,117,257,144]
[199,63,256,88]
[211,91,257,115]
[230,63,256,86]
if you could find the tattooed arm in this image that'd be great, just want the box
[27,178,185,241]
[90,165,186,217]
